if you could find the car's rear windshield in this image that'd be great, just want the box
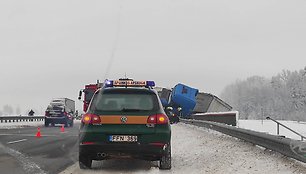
[89,89,160,115]
[47,105,64,112]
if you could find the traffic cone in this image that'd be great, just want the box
[61,124,65,132]
[36,127,41,138]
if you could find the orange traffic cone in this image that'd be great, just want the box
[36,127,41,138]
[61,124,65,132]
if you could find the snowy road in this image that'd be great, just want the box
[61,123,306,174]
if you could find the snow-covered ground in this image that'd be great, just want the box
[238,120,306,141]
[0,120,81,129]
[0,121,45,129]
[1,119,306,173]
[60,123,306,174]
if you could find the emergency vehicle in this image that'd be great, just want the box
[79,79,172,170]
[78,81,103,112]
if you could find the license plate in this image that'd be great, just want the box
[109,135,138,142]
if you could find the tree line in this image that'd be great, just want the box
[0,105,21,116]
[221,67,306,121]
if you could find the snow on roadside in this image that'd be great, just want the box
[238,120,306,141]
[0,120,81,129]
[60,123,306,174]
[0,121,45,129]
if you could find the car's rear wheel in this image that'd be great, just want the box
[79,155,92,169]
[159,144,171,170]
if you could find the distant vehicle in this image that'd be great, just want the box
[79,79,172,170]
[45,98,75,127]
[78,81,103,112]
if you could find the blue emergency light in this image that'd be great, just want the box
[146,81,155,87]
[104,80,114,88]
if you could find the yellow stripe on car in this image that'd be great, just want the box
[99,115,149,124]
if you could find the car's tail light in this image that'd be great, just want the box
[147,115,157,124]
[157,114,168,124]
[64,112,68,116]
[147,114,168,124]
[91,114,101,124]
[45,111,49,116]
[82,114,92,124]
[82,114,101,124]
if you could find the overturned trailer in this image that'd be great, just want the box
[191,111,238,126]
[193,93,236,126]
[194,93,232,113]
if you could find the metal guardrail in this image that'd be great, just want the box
[181,119,306,163]
[0,116,45,123]
[266,117,306,141]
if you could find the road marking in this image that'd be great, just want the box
[7,139,27,144]
[0,143,46,174]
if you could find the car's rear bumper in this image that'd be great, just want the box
[79,142,169,161]
[45,117,73,124]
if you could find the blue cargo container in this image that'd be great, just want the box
[169,83,198,118]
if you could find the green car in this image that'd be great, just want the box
[79,80,171,170]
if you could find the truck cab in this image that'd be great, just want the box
[79,82,103,112]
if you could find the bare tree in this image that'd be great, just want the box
[16,106,21,115]
[221,67,306,121]
[3,105,14,115]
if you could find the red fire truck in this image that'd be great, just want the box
[78,81,103,112]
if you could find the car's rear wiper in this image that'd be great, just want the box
[121,108,140,112]
[121,108,147,112]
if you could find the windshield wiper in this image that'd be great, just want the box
[120,108,145,112]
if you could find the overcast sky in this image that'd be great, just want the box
[1,0,306,114]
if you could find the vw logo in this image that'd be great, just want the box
[120,116,128,123]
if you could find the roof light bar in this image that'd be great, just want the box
[104,80,155,88]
